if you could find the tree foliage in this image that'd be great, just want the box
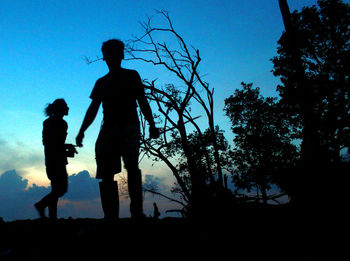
[273,0,350,164]
[224,82,299,203]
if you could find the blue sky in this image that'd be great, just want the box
[0,0,322,220]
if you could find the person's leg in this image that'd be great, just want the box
[34,186,60,219]
[127,167,143,218]
[99,175,119,221]
[122,125,143,218]
[48,166,68,220]
[48,197,58,220]
[95,126,121,221]
[34,166,57,218]
[34,194,50,218]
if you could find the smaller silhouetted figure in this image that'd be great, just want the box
[34,99,76,220]
[153,202,160,219]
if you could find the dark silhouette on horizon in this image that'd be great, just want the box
[34,99,77,220]
[153,202,160,219]
[76,39,159,221]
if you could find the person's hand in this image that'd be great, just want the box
[149,126,160,139]
[65,144,78,157]
[76,132,84,147]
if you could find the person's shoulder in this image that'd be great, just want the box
[57,118,68,129]
[122,68,137,73]
[43,117,50,126]
[62,118,68,126]
[95,73,110,85]
[91,74,109,100]
[44,117,66,125]
[122,68,140,77]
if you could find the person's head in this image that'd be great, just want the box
[44,99,69,117]
[101,39,124,70]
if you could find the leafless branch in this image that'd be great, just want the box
[129,9,226,206]
[82,55,103,64]
[143,188,187,207]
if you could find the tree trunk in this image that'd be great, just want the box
[208,116,224,190]
[178,116,208,215]
[279,0,321,207]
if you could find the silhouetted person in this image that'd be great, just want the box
[153,202,160,219]
[35,99,75,220]
[76,39,159,220]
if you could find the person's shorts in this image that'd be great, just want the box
[46,165,68,196]
[95,123,140,179]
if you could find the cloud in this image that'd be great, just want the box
[0,169,103,221]
[0,170,46,221]
[64,170,100,201]
[0,169,28,193]
[0,169,182,221]
[0,137,43,175]
[144,174,161,190]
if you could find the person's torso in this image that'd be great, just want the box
[42,117,68,166]
[98,69,139,125]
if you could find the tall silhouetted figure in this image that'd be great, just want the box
[76,39,159,220]
[35,99,75,220]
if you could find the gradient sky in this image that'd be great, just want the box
[0,0,324,220]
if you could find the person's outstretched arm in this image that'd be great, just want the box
[76,99,101,146]
[134,71,159,139]
[138,92,159,139]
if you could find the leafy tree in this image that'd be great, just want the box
[273,0,350,164]
[274,0,350,206]
[175,126,232,192]
[224,82,299,204]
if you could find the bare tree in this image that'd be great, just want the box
[126,10,227,214]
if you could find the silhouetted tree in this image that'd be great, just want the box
[275,0,350,163]
[174,126,232,194]
[126,10,226,215]
[273,0,350,205]
[224,82,299,204]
